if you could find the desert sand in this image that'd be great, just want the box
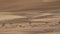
[0,0,60,34]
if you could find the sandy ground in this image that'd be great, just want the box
[0,0,60,12]
[0,0,60,34]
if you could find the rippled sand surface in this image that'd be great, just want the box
[0,0,60,34]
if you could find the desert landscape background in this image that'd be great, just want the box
[0,0,60,34]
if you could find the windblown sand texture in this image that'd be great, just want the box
[0,0,60,34]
